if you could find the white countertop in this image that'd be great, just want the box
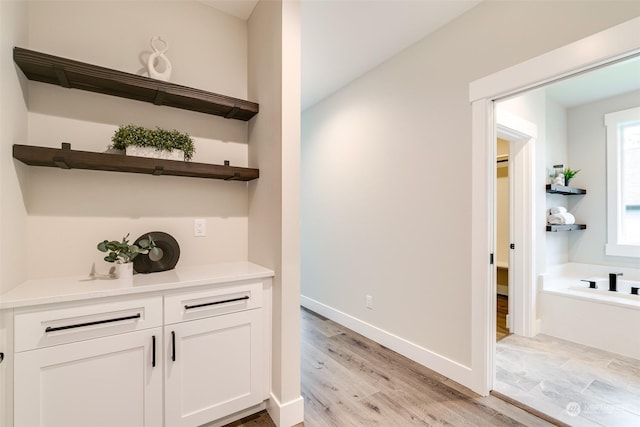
[0,262,274,310]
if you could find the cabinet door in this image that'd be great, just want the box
[14,328,163,427]
[165,309,264,427]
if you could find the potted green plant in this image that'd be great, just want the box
[563,167,580,186]
[97,234,158,279]
[111,124,195,161]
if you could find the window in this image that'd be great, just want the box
[605,107,640,257]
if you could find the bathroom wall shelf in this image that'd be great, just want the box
[13,144,259,181]
[546,224,587,232]
[13,47,258,121]
[545,184,587,195]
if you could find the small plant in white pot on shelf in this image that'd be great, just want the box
[97,234,158,279]
[563,167,580,186]
[111,124,195,161]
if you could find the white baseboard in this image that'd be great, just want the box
[267,393,304,427]
[300,295,473,389]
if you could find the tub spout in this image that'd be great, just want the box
[609,272,623,292]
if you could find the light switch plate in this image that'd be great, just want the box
[194,218,206,237]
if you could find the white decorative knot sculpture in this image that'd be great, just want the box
[147,36,172,82]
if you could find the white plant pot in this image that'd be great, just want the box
[125,146,184,161]
[116,262,134,280]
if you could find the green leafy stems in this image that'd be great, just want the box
[563,168,581,180]
[111,124,195,161]
[97,233,159,264]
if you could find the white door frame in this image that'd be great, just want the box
[496,110,537,337]
[468,16,640,396]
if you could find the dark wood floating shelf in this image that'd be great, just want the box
[546,224,587,232]
[545,184,587,195]
[13,144,259,181]
[13,47,258,121]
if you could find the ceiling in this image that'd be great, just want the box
[545,54,640,108]
[201,0,481,109]
[201,1,640,111]
[299,0,480,109]
[199,0,258,20]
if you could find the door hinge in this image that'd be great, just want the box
[510,243,515,249]
[490,253,494,265]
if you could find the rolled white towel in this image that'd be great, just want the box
[548,206,567,215]
[547,214,563,224]
[563,212,576,225]
[547,212,575,225]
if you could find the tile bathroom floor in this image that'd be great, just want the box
[495,334,640,427]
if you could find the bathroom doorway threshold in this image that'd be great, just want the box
[490,390,569,427]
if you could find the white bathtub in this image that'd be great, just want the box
[540,263,640,360]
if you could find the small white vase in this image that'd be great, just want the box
[116,262,134,280]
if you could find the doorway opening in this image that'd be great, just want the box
[469,17,640,400]
[495,137,510,341]
[493,108,538,344]
[486,51,640,427]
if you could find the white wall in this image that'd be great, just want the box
[567,89,640,269]
[0,3,28,423]
[248,1,303,425]
[21,1,251,279]
[0,0,29,294]
[544,98,569,267]
[301,0,640,384]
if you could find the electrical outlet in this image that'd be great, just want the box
[194,218,206,237]
[366,295,373,309]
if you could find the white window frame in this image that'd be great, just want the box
[605,107,640,258]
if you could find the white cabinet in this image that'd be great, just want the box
[164,281,266,427]
[165,310,263,427]
[2,269,272,427]
[15,327,163,427]
[13,296,164,427]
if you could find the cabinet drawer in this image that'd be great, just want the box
[14,295,163,352]
[164,281,262,325]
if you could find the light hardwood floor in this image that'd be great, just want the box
[228,307,554,426]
